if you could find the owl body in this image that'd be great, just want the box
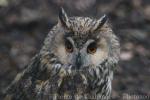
[4,8,120,100]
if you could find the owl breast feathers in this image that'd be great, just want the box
[4,8,120,100]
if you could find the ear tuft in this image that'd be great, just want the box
[58,7,70,28]
[93,14,108,31]
[99,14,108,27]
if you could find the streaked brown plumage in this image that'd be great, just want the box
[4,8,120,100]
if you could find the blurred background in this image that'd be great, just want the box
[0,0,150,99]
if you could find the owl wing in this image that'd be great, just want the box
[3,54,46,100]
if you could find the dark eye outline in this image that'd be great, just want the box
[87,42,97,54]
[65,39,73,53]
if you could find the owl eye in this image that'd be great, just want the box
[87,42,97,54]
[65,40,73,53]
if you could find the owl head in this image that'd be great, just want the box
[41,8,120,72]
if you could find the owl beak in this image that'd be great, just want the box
[75,53,82,70]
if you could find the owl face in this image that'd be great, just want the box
[48,8,111,71]
[42,8,119,72]
[55,32,109,70]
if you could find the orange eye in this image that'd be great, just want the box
[87,42,97,54]
[65,40,73,53]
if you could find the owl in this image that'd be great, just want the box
[4,8,120,100]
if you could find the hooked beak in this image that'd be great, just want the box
[75,53,82,70]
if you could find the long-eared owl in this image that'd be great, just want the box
[4,8,120,100]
